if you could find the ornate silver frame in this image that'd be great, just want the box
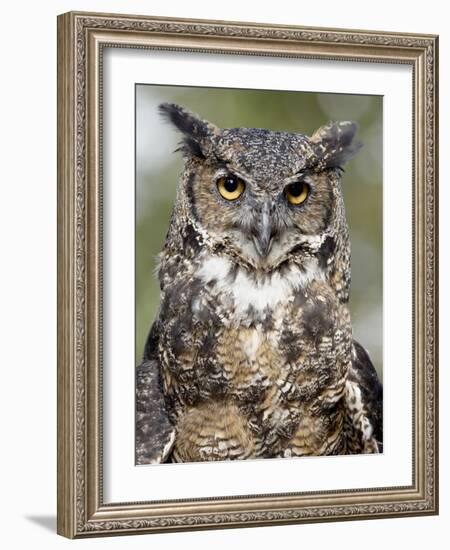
[57,11,439,538]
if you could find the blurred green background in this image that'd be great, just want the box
[136,85,383,378]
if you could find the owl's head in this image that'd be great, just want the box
[160,103,360,280]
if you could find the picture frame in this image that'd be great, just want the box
[57,11,439,538]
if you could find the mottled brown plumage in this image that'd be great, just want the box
[136,103,382,464]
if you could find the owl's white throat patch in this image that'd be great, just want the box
[197,254,324,319]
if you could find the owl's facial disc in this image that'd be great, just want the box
[204,168,325,268]
[226,174,332,270]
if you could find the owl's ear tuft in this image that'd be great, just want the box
[159,103,217,159]
[310,121,362,169]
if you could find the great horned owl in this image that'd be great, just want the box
[136,103,383,464]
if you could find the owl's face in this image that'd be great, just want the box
[160,103,360,271]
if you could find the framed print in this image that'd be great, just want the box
[57,11,439,538]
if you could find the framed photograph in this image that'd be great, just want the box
[57,11,438,538]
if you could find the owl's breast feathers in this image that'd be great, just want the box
[137,247,382,463]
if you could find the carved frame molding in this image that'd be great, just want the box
[57,11,438,538]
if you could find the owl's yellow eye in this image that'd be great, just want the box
[217,175,245,201]
[285,181,309,205]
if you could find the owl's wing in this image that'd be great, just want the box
[346,340,383,452]
[136,326,175,464]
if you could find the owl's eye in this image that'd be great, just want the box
[216,175,245,201]
[285,181,309,205]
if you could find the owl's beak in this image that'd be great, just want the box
[252,201,275,258]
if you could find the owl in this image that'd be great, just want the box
[136,103,383,464]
